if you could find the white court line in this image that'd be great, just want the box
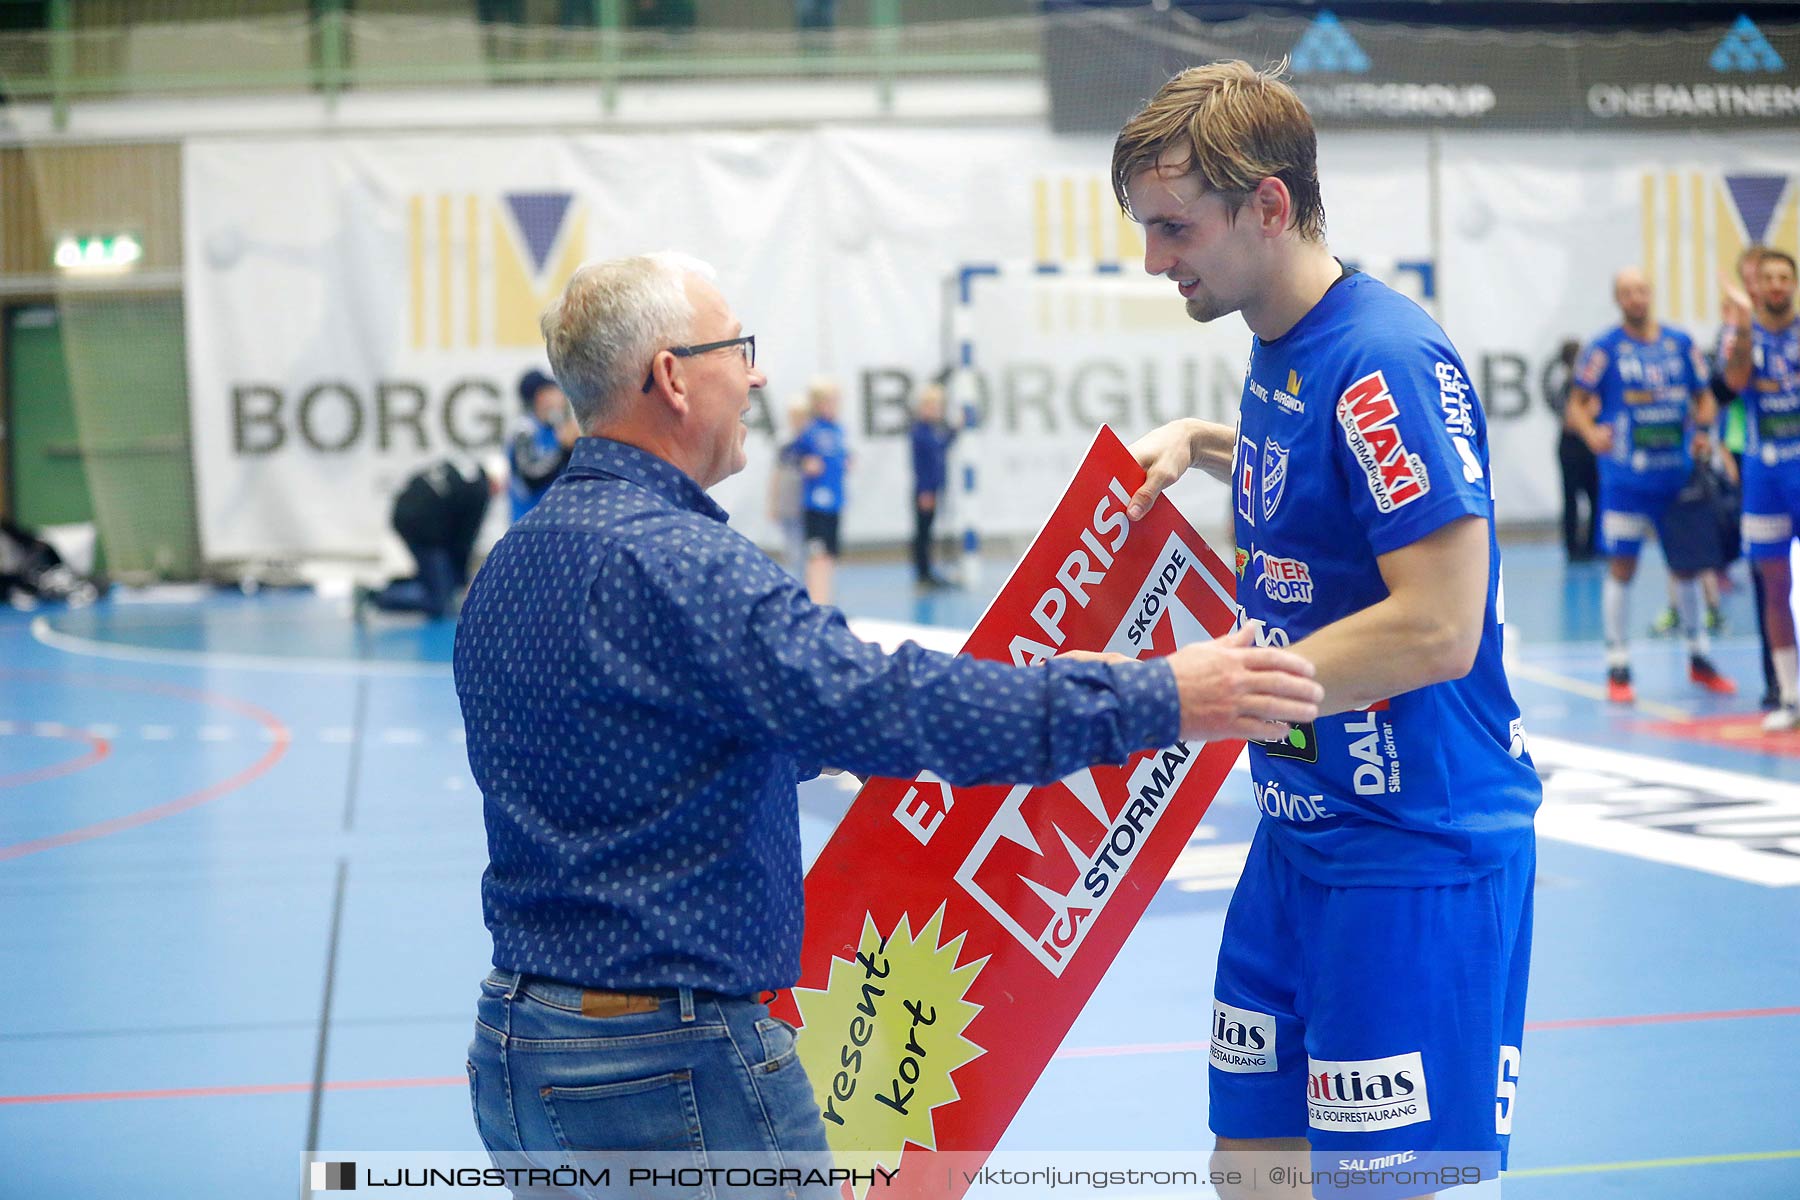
[29,616,452,678]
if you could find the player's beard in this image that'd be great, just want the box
[1184,285,1232,324]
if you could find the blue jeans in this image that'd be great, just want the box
[467,970,833,1199]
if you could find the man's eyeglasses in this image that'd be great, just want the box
[641,335,756,393]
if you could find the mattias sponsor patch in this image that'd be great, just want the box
[1307,1051,1431,1131]
[1211,1000,1277,1073]
[1337,370,1429,512]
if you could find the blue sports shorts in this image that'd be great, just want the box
[1209,823,1534,1167]
[1740,460,1800,561]
[1598,471,1686,560]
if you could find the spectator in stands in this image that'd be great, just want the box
[792,377,850,604]
[508,368,578,520]
[357,457,498,621]
[1550,337,1599,562]
[910,381,959,588]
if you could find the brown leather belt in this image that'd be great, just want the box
[547,980,771,1018]
[580,989,664,1018]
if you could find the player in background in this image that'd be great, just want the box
[791,377,850,605]
[1565,268,1732,704]
[1111,61,1540,1198]
[1724,249,1800,730]
[1715,245,1777,710]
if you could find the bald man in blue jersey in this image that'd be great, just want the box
[1566,267,1731,705]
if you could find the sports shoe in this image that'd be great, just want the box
[1762,705,1799,733]
[1648,607,1679,636]
[1688,655,1737,695]
[1705,605,1724,633]
[1606,666,1635,705]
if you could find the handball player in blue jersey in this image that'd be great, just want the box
[1723,249,1800,730]
[1564,267,1732,705]
[1111,62,1541,1197]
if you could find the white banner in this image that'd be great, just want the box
[183,128,1800,563]
[1439,132,1800,523]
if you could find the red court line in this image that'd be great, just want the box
[0,671,291,862]
[1524,1004,1800,1031]
[0,728,110,790]
[4,1004,1797,1107]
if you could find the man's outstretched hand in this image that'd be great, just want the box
[1166,624,1322,742]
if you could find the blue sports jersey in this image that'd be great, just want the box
[508,417,565,520]
[793,417,848,513]
[1573,325,1707,486]
[1743,318,1800,469]
[1230,271,1540,887]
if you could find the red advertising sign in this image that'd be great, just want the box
[773,426,1243,1196]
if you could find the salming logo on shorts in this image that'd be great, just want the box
[1211,1000,1277,1074]
[1306,1052,1432,1130]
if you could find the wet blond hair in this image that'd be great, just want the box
[1111,59,1325,242]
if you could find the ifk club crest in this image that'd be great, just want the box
[406,191,586,350]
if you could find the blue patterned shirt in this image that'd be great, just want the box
[454,437,1180,995]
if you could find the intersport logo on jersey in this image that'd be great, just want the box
[1338,370,1430,512]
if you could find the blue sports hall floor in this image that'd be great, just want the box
[1,538,1796,1198]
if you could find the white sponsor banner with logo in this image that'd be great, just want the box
[183,129,1800,562]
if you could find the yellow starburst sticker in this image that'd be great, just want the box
[793,906,986,1180]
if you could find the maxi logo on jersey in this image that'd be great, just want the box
[1338,370,1430,512]
[957,534,1230,975]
